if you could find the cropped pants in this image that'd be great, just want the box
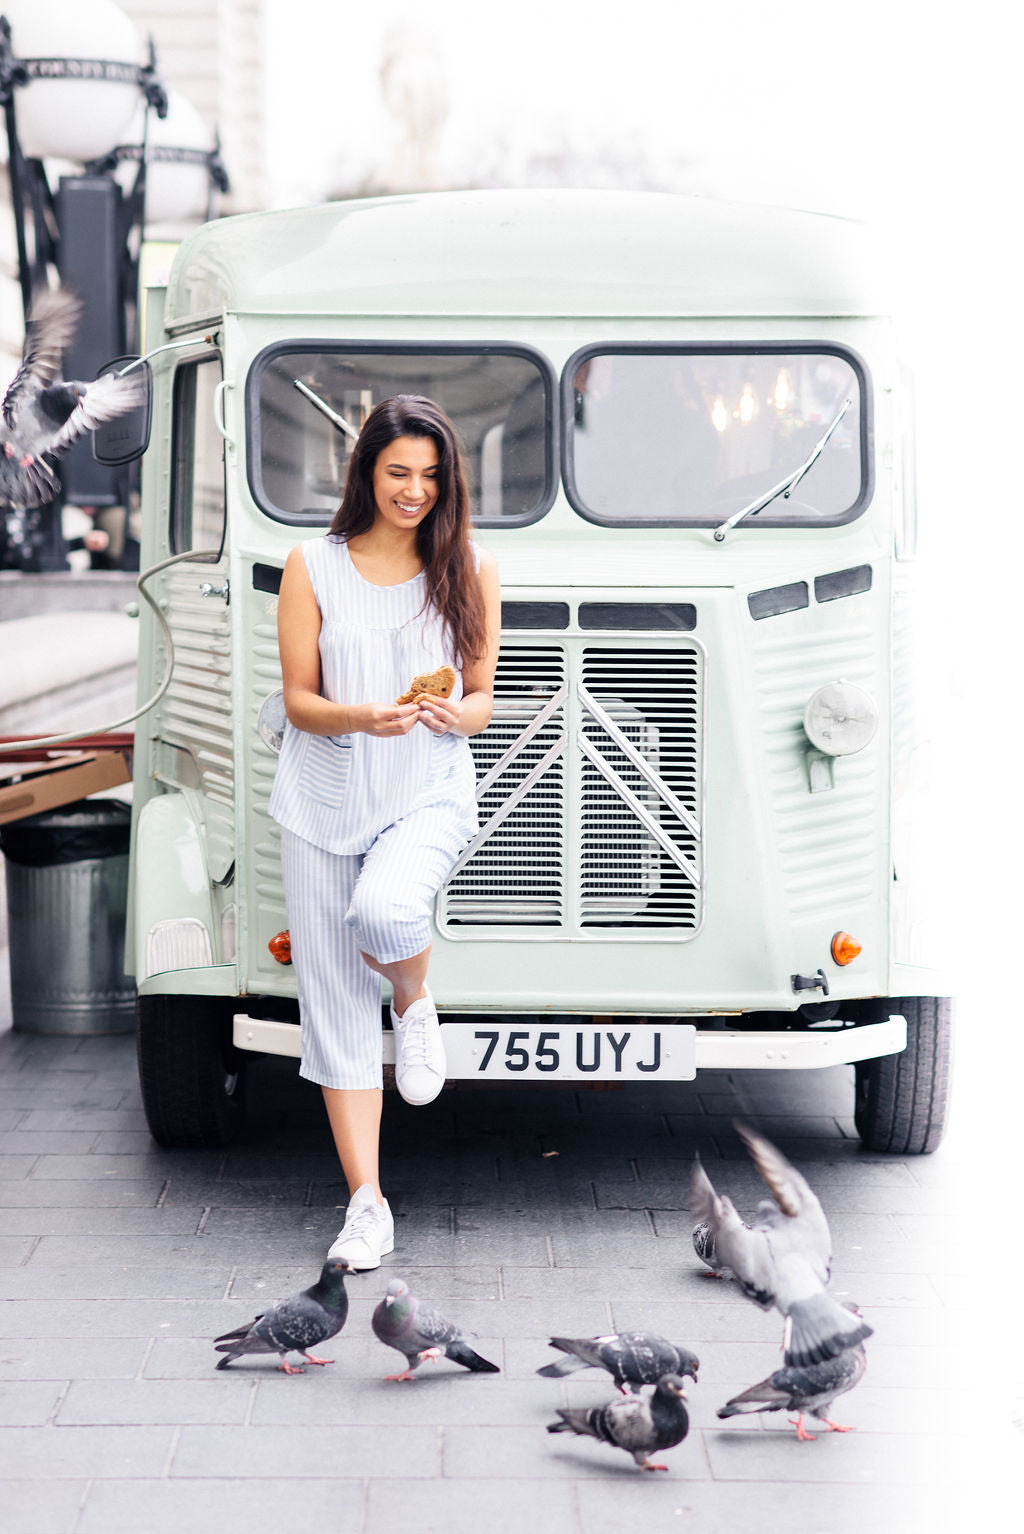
[280,803,470,1090]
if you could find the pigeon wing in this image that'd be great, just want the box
[0,450,60,511]
[262,1292,335,1352]
[2,290,82,428]
[690,1158,774,1305]
[406,1297,462,1353]
[44,369,148,460]
[736,1122,832,1273]
[601,1394,657,1452]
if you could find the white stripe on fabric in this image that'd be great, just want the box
[269,537,478,855]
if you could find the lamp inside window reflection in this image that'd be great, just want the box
[711,396,728,433]
[773,368,792,411]
[739,383,756,424]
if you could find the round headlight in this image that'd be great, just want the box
[257,690,287,753]
[803,681,878,756]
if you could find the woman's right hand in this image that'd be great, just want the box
[349,702,420,737]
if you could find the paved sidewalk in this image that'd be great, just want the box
[0,963,1004,1533]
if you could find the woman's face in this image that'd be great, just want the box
[371,433,440,533]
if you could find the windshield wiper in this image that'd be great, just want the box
[292,379,360,441]
[711,397,853,543]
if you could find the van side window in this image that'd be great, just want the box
[171,357,225,554]
[246,343,555,528]
[563,344,871,529]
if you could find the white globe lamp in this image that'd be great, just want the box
[113,90,218,225]
[3,0,147,163]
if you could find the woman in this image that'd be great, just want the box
[269,395,500,1269]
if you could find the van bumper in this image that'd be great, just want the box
[231,1013,907,1074]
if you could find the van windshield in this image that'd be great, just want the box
[248,344,554,527]
[564,346,868,528]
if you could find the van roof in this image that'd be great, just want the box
[164,188,886,325]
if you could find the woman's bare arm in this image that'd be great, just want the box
[277,544,418,738]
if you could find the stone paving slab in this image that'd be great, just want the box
[0,984,1007,1533]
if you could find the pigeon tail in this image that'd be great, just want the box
[784,1293,873,1368]
[547,1409,591,1437]
[537,1356,581,1379]
[717,1383,790,1418]
[445,1339,500,1372]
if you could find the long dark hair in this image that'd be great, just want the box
[328,395,487,666]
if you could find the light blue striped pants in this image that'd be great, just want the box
[280,805,470,1090]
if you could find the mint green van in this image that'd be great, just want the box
[126,189,950,1154]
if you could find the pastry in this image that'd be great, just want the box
[395,665,456,705]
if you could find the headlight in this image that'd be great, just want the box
[803,681,878,756]
[257,689,287,753]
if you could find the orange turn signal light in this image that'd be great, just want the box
[831,931,861,966]
[268,930,292,965]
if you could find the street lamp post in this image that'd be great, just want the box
[0,0,167,572]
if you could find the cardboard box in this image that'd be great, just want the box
[0,751,131,826]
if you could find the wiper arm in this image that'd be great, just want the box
[712,397,853,543]
[293,379,360,441]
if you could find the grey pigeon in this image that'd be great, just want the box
[0,288,147,511]
[692,1218,720,1272]
[690,1122,872,1368]
[213,1259,354,1373]
[717,1336,867,1440]
[371,1277,500,1380]
[547,1373,689,1471]
[537,1331,699,1394]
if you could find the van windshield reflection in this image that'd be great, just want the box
[567,349,865,528]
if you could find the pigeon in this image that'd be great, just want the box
[213,1259,354,1373]
[371,1278,500,1380]
[717,1336,867,1440]
[692,1218,722,1273]
[537,1331,699,1394]
[0,287,148,511]
[690,1123,872,1368]
[547,1373,689,1471]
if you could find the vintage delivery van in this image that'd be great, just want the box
[123,189,951,1154]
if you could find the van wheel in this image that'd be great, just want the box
[136,994,246,1147]
[853,996,952,1154]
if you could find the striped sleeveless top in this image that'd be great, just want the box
[268,537,479,855]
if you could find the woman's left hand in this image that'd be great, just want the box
[416,693,463,736]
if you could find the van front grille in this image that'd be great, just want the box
[439,637,704,937]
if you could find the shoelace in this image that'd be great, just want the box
[399,1012,433,1067]
[397,1002,441,1070]
[341,1203,383,1242]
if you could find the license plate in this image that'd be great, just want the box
[439,1022,696,1081]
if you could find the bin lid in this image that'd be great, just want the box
[0,798,131,867]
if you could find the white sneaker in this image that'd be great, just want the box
[327,1183,394,1269]
[391,987,447,1106]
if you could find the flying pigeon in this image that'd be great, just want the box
[717,1335,867,1440]
[689,1123,872,1368]
[0,287,147,511]
[371,1277,500,1380]
[547,1373,689,1471]
[213,1259,354,1373]
[537,1331,699,1394]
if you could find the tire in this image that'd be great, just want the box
[136,993,247,1147]
[853,996,953,1154]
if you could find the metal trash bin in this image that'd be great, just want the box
[0,799,135,1034]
